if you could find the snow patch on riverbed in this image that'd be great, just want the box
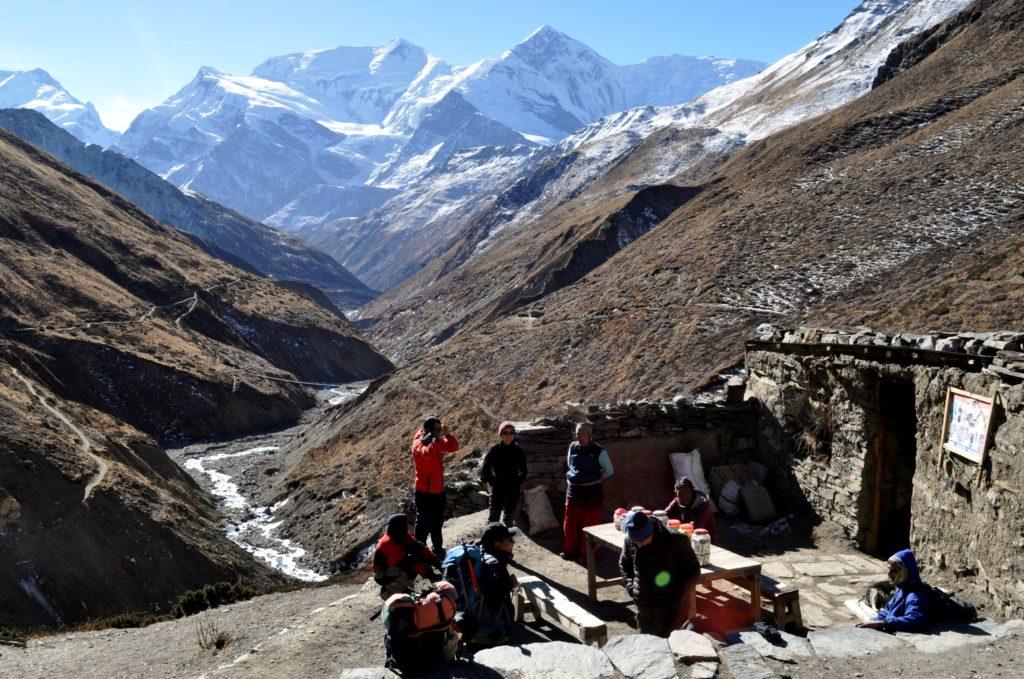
[184,446,327,582]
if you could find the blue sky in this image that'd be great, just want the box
[0,1,860,131]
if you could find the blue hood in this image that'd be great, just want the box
[890,548,922,589]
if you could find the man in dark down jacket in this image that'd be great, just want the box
[620,511,701,637]
[480,421,528,527]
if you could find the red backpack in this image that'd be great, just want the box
[383,580,458,636]
[382,581,461,674]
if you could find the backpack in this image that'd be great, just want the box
[441,544,486,620]
[382,582,460,675]
[441,544,509,646]
[929,586,978,623]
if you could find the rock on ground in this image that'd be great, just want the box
[340,670,399,679]
[473,641,616,679]
[808,626,907,658]
[669,629,718,662]
[688,660,719,679]
[895,619,999,653]
[602,634,676,679]
[719,643,777,679]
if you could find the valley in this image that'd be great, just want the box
[3,0,1024,676]
[167,383,367,583]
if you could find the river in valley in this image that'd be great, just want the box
[167,383,365,581]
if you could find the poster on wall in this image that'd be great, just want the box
[941,387,995,464]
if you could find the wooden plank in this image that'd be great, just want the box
[585,532,598,599]
[519,576,608,645]
[987,364,1024,380]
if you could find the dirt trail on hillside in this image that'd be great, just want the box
[10,368,107,503]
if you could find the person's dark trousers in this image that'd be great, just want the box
[414,489,446,554]
[488,485,521,526]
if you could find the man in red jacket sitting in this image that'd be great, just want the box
[372,513,440,599]
[664,477,717,543]
[411,416,460,554]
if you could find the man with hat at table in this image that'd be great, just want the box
[619,510,701,637]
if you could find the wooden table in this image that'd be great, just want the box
[583,522,763,624]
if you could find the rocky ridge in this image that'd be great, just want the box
[0,108,376,308]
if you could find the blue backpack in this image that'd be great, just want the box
[441,544,508,645]
[441,544,485,619]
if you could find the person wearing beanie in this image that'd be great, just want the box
[480,421,528,527]
[665,477,718,543]
[619,510,701,637]
[560,421,614,560]
[371,514,440,599]
[411,415,460,554]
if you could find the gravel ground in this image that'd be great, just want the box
[782,632,1024,678]
[3,508,1022,678]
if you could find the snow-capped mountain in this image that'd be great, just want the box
[355,0,975,331]
[116,27,763,227]
[566,0,973,150]
[450,0,977,248]
[0,68,118,147]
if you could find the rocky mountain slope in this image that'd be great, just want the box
[0,127,393,627]
[0,108,376,308]
[359,0,973,348]
[113,28,761,242]
[0,68,118,147]
[268,0,1024,566]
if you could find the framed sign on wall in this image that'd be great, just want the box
[940,387,996,465]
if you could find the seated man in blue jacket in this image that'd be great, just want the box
[856,548,932,632]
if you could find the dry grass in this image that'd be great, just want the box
[195,615,233,652]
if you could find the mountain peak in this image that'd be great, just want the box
[0,67,117,147]
[515,25,585,51]
[510,24,610,69]
[194,65,225,80]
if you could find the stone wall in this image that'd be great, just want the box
[747,339,1024,618]
[455,398,758,519]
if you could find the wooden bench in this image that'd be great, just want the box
[517,576,609,647]
[725,574,803,631]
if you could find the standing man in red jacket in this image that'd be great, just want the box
[411,415,460,554]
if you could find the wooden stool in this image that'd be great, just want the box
[772,587,803,631]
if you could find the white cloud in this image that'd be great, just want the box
[92,94,150,132]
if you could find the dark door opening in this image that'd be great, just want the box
[865,379,918,558]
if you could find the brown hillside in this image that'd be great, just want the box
[0,128,393,441]
[273,0,1024,565]
[0,127,393,628]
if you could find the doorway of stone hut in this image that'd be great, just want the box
[863,378,918,558]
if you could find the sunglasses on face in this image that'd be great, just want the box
[500,430,515,436]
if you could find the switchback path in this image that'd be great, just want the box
[10,368,107,503]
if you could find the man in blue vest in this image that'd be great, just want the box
[560,421,614,560]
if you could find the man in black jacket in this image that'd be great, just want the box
[480,421,528,527]
[620,511,701,637]
[473,522,520,646]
